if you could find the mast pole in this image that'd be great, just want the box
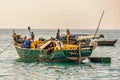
[93,10,105,39]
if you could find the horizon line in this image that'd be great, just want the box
[0,28,120,30]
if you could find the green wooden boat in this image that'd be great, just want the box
[15,44,93,62]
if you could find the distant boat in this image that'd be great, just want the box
[69,34,117,46]
[80,39,117,46]
[61,34,104,45]
[97,39,117,46]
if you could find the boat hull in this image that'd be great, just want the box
[15,46,92,62]
[98,39,117,46]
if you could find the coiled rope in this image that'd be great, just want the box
[0,41,13,54]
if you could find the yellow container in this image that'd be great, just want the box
[62,44,78,50]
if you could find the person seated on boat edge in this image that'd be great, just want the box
[17,35,27,44]
[15,35,22,46]
[12,33,25,46]
[12,32,17,45]
[22,38,31,48]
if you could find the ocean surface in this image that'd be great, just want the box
[0,29,120,80]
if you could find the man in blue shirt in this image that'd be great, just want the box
[23,39,31,48]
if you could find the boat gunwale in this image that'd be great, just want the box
[14,45,41,51]
[15,45,93,51]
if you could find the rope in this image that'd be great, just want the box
[0,41,13,54]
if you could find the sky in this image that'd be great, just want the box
[0,0,120,29]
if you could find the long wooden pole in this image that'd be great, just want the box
[93,10,105,39]
[78,40,81,64]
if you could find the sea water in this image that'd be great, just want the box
[0,29,120,80]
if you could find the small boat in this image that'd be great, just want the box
[97,39,117,46]
[12,28,99,63]
[61,34,104,45]
[14,40,94,63]
[67,34,117,46]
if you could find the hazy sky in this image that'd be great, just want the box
[0,0,120,29]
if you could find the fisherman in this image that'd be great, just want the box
[15,35,22,45]
[56,29,61,40]
[17,35,25,44]
[66,28,70,44]
[31,32,35,40]
[56,32,61,40]
[23,38,31,48]
[12,32,17,44]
